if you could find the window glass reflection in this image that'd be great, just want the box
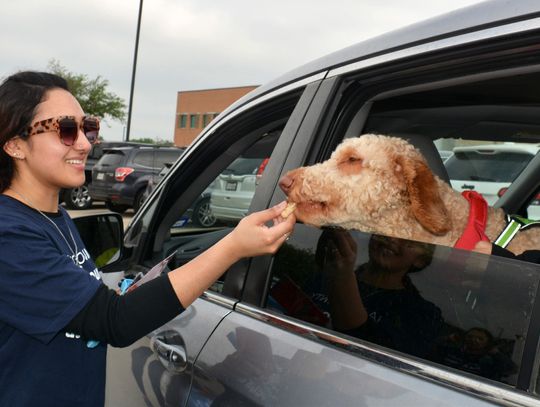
[268,226,539,385]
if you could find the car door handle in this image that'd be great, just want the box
[461,184,475,190]
[150,331,187,373]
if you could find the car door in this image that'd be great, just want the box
[187,19,540,407]
[104,82,320,406]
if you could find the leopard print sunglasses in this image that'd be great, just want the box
[24,115,100,146]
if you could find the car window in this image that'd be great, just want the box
[126,88,307,297]
[167,139,283,294]
[436,141,540,219]
[98,151,124,166]
[267,227,539,386]
[88,145,103,160]
[132,149,183,169]
[156,150,183,168]
[446,151,533,182]
[221,158,263,175]
[132,151,156,167]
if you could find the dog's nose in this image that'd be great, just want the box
[279,174,294,193]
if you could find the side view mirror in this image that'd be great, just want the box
[72,213,124,269]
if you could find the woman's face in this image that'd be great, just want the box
[368,235,429,274]
[17,88,91,192]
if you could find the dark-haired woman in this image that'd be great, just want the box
[317,231,443,358]
[0,71,295,407]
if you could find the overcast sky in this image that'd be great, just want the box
[1,0,485,142]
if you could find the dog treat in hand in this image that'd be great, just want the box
[281,202,296,218]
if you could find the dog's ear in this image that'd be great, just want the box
[395,155,451,235]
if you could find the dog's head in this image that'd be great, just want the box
[279,134,450,236]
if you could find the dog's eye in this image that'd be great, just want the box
[338,155,363,175]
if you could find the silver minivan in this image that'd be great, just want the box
[77,1,540,405]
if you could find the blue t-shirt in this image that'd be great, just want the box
[0,195,105,407]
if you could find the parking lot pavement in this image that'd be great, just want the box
[65,202,134,230]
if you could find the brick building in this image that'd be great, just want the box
[174,85,258,147]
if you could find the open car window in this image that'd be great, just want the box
[125,88,307,297]
[360,71,540,220]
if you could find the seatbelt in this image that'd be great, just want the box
[494,215,540,248]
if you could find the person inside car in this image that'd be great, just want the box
[0,71,295,407]
[316,230,444,358]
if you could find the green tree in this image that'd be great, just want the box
[47,59,126,123]
[130,137,174,146]
[129,137,154,144]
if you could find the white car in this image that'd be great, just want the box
[210,157,268,222]
[445,143,540,218]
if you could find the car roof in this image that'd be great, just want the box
[97,141,147,147]
[220,0,540,117]
[103,146,184,152]
[453,143,540,154]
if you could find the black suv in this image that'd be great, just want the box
[61,141,145,209]
[89,145,184,212]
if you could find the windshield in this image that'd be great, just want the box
[445,151,533,182]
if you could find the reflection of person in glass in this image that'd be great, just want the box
[433,327,515,381]
[317,230,443,358]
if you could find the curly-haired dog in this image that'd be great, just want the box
[279,134,540,254]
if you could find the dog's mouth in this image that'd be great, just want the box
[295,200,328,215]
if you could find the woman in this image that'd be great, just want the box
[0,71,295,407]
[317,230,443,358]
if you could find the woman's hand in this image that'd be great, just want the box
[227,200,296,259]
[316,229,357,277]
[168,201,296,307]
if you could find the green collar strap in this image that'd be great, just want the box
[494,215,540,248]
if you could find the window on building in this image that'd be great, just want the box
[190,114,199,128]
[178,114,187,128]
[202,114,213,128]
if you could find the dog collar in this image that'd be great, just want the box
[454,191,489,251]
[494,214,540,248]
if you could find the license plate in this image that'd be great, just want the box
[97,173,105,180]
[225,182,237,191]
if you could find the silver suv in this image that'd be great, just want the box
[76,2,540,406]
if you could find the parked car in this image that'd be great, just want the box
[75,2,540,405]
[89,145,184,213]
[437,149,453,163]
[446,143,540,219]
[145,163,218,227]
[60,141,145,209]
[210,157,268,223]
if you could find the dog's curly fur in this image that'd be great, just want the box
[279,134,540,254]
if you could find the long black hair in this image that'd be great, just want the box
[0,71,68,192]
